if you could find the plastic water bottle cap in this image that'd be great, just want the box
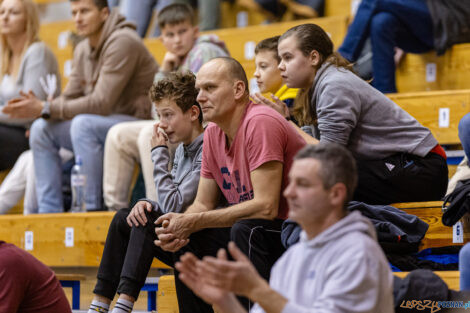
[75,155,82,165]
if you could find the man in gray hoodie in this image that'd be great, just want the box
[175,142,394,313]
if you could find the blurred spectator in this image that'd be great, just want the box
[174,0,221,30]
[3,0,158,213]
[238,0,324,21]
[0,241,72,313]
[0,0,60,171]
[338,0,470,93]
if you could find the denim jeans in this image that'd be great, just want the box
[338,0,434,93]
[29,114,138,213]
[123,0,159,37]
[459,113,470,160]
[172,0,220,31]
[460,243,470,290]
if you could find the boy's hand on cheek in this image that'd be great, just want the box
[161,52,181,72]
[151,122,168,148]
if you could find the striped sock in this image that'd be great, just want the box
[88,299,110,313]
[111,298,134,313]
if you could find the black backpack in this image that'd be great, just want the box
[442,179,470,226]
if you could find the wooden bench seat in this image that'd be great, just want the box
[388,90,470,146]
[0,212,170,269]
[390,201,469,250]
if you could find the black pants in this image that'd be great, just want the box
[94,209,284,313]
[0,124,29,171]
[354,152,448,204]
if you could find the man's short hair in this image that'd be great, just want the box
[295,143,357,205]
[214,57,249,95]
[255,36,281,63]
[149,71,202,124]
[157,3,196,29]
[69,0,108,9]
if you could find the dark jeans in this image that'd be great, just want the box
[354,152,448,204]
[0,124,29,171]
[338,0,434,93]
[94,209,285,313]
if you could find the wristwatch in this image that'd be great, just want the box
[40,100,51,119]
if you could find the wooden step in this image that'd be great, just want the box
[157,275,179,313]
[391,201,470,250]
[388,89,470,145]
[56,273,86,281]
[396,44,470,93]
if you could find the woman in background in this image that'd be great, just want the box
[0,0,60,213]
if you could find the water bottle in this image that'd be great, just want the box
[71,155,86,212]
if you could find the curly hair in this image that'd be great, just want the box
[149,71,202,123]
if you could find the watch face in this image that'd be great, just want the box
[41,112,51,119]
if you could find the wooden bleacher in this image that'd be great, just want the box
[396,44,470,93]
[0,212,170,310]
[391,201,470,250]
[325,0,354,16]
[0,211,169,268]
[388,89,470,146]
[1,203,465,263]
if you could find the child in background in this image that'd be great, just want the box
[251,36,298,119]
[103,3,229,211]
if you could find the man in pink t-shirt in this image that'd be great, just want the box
[152,57,306,313]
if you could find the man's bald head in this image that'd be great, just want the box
[202,57,249,95]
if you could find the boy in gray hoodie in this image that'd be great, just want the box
[87,71,204,313]
[176,143,394,313]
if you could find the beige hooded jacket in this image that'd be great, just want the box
[50,10,158,120]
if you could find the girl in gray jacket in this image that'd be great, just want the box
[273,23,448,204]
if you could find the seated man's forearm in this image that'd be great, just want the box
[189,198,278,230]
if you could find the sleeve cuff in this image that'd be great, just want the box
[151,145,168,152]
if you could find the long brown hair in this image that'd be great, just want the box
[280,24,353,126]
[0,0,40,78]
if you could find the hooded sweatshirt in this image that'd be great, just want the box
[250,211,394,313]
[154,34,229,82]
[310,63,437,160]
[50,9,158,120]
